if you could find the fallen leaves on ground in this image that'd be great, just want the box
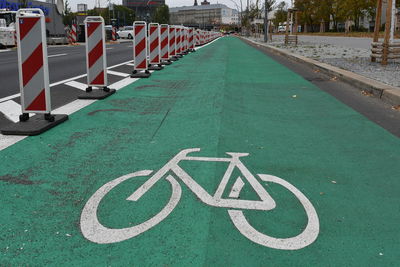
[361,90,373,96]
[391,105,400,111]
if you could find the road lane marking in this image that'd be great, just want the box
[0,49,13,53]
[0,60,135,102]
[0,100,22,123]
[65,81,87,91]
[107,70,130,77]
[112,77,139,90]
[106,48,114,50]
[0,40,220,151]
[0,93,20,103]
[48,53,68,58]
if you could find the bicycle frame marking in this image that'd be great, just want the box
[80,148,320,250]
[127,148,276,211]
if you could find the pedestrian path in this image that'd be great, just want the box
[1,37,399,266]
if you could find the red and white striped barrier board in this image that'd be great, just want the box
[169,26,177,60]
[200,30,205,45]
[160,24,169,61]
[184,27,188,52]
[134,21,148,70]
[112,26,117,41]
[71,23,77,43]
[195,29,199,46]
[188,28,194,51]
[131,21,151,78]
[181,27,186,53]
[85,17,108,89]
[16,9,51,115]
[148,23,160,65]
[175,26,181,55]
[67,28,72,44]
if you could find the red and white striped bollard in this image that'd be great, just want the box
[160,24,172,65]
[131,21,151,78]
[148,23,163,71]
[80,16,115,99]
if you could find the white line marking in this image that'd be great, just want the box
[0,93,20,103]
[0,43,214,151]
[0,135,26,151]
[107,70,130,77]
[126,63,135,66]
[0,49,13,53]
[0,100,22,123]
[0,60,135,102]
[111,77,138,90]
[106,48,113,50]
[229,177,245,198]
[53,99,96,115]
[48,53,67,58]
[65,81,87,91]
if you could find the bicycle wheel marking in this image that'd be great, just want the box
[80,148,320,250]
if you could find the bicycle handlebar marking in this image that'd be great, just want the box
[80,148,320,250]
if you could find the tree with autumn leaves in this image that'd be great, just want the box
[295,0,380,31]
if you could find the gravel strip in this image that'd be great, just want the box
[251,35,400,88]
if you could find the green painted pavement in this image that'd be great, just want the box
[1,37,399,266]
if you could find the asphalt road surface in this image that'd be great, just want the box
[0,42,133,99]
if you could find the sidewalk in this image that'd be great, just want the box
[1,37,399,266]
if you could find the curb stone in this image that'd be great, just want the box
[241,37,400,106]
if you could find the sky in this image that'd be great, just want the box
[65,0,291,11]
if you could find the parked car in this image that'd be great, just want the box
[278,26,286,33]
[105,25,113,40]
[117,26,134,39]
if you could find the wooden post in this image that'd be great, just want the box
[372,0,383,62]
[285,10,291,45]
[294,11,298,34]
[382,0,393,65]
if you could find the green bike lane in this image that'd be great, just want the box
[1,37,399,266]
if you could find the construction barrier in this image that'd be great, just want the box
[188,28,195,52]
[71,23,77,43]
[176,26,182,56]
[112,26,117,41]
[169,25,178,61]
[181,27,187,54]
[1,8,68,136]
[183,27,188,54]
[148,23,163,71]
[195,29,200,46]
[160,24,172,65]
[131,21,151,78]
[79,16,115,99]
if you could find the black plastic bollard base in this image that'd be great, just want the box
[170,56,179,61]
[1,114,69,136]
[148,64,164,71]
[131,70,151,78]
[160,60,172,65]
[78,88,116,100]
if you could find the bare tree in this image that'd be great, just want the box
[264,0,276,42]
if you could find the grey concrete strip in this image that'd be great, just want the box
[242,37,400,106]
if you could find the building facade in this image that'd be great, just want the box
[122,0,165,21]
[170,1,238,29]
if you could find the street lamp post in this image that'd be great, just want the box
[264,0,268,42]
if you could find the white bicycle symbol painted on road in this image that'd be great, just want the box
[80,148,320,250]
